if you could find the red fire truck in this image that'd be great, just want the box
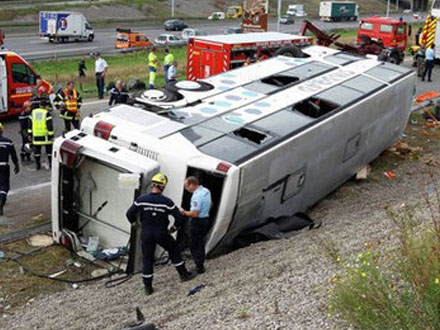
[187,32,313,80]
[357,16,408,51]
[0,50,52,117]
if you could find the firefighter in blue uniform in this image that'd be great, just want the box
[0,123,19,215]
[126,173,197,295]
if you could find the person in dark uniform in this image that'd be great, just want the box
[108,80,129,106]
[126,173,196,295]
[18,100,32,163]
[0,123,19,215]
[180,176,212,274]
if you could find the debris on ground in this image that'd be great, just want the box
[387,141,423,156]
[384,171,396,179]
[188,284,206,296]
[421,154,440,167]
[26,234,53,247]
[356,165,371,180]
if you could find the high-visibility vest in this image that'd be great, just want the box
[164,53,174,66]
[31,108,51,145]
[63,89,79,113]
[148,52,158,69]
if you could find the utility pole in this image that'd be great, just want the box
[277,0,282,31]
[171,0,175,17]
[386,0,390,17]
[396,0,399,11]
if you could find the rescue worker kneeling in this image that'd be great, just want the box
[126,173,196,295]
[54,81,82,132]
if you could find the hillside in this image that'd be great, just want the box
[0,0,391,24]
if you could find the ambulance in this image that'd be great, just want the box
[0,50,51,117]
[51,46,415,269]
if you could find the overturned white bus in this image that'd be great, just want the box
[52,45,415,270]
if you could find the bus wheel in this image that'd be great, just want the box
[275,45,309,58]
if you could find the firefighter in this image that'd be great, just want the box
[416,44,426,77]
[108,80,129,106]
[28,97,54,171]
[18,100,32,163]
[0,123,19,216]
[54,81,82,131]
[126,173,196,296]
[31,85,49,109]
[163,48,174,84]
[148,47,159,89]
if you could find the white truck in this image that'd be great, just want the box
[39,11,94,43]
[287,4,307,17]
[319,1,359,22]
[208,12,225,20]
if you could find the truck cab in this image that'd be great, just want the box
[227,6,243,19]
[115,28,152,49]
[357,16,408,52]
[0,50,51,117]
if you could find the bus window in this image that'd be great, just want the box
[284,61,335,80]
[324,52,363,65]
[199,135,257,164]
[341,75,385,94]
[251,109,312,136]
[365,63,412,83]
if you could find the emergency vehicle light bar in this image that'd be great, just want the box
[94,121,114,140]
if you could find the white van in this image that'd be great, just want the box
[52,46,415,261]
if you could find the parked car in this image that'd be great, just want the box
[280,15,295,25]
[208,12,225,20]
[181,28,207,41]
[224,26,243,34]
[164,19,188,31]
[154,34,186,46]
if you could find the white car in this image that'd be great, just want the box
[181,28,207,42]
[208,12,225,20]
[154,34,186,46]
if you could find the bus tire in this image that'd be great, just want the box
[275,45,309,58]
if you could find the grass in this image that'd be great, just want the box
[323,109,440,329]
[30,46,188,97]
[0,240,99,313]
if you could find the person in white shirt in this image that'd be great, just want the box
[94,52,108,99]
[167,61,179,83]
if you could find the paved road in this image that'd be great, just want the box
[3,13,423,60]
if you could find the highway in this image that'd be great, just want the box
[3,13,422,60]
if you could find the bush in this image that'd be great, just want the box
[329,190,440,330]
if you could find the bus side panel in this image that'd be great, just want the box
[217,75,414,250]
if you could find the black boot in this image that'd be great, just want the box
[144,284,154,296]
[196,265,205,274]
[176,264,197,282]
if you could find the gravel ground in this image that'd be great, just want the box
[2,141,439,330]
